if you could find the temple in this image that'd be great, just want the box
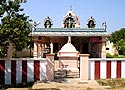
[30,9,110,58]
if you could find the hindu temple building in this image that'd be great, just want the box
[31,9,110,58]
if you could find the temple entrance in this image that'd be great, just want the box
[54,64,80,79]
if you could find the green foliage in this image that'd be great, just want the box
[97,78,125,89]
[110,28,125,55]
[97,79,108,86]
[112,54,118,58]
[106,53,125,58]
[115,55,125,58]
[106,53,112,58]
[0,0,32,57]
[0,44,8,57]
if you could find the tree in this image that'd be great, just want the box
[110,28,125,55]
[1,14,32,50]
[0,0,32,57]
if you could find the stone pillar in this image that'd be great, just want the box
[79,54,89,80]
[101,37,106,58]
[50,42,53,54]
[7,43,12,58]
[46,54,55,81]
[33,41,38,58]
[98,42,101,58]
[37,43,41,58]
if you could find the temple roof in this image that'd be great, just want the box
[30,28,110,37]
[34,28,105,31]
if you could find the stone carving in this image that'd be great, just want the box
[86,16,96,28]
[44,17,53,28]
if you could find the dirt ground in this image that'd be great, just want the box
[32,78,111,90]
[6,80,125,90]
[6,79,107,90]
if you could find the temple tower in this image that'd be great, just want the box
[62,8,80,28]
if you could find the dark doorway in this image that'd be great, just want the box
[82,43,89,54]
[53,43,59,53]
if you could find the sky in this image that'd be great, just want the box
[22,0,125,32]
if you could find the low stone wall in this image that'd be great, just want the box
[1,56,125,85]
[0,58,46,85]
[89,58,125,80]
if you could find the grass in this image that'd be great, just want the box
[97,78,125,89]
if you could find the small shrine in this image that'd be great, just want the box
[57,35,79,72]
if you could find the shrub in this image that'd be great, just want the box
[112,54,118,58]
[106,53,112,58]
[97,78,125,89]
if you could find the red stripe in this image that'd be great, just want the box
[106,61,111,78]
[22,60,27,83]
[95,61,100,79]
[34,61,40,81]
[11,60,16,84]
[117,61,121,78]
[0,60,5,84]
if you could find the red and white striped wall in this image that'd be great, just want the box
[89,58,125,80]
[0,58,46,85]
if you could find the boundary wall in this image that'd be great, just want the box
[89,58,125,80]
[0,58,46,85]
[1,54,125,85]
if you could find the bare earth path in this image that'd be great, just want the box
[32,78,111,90]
